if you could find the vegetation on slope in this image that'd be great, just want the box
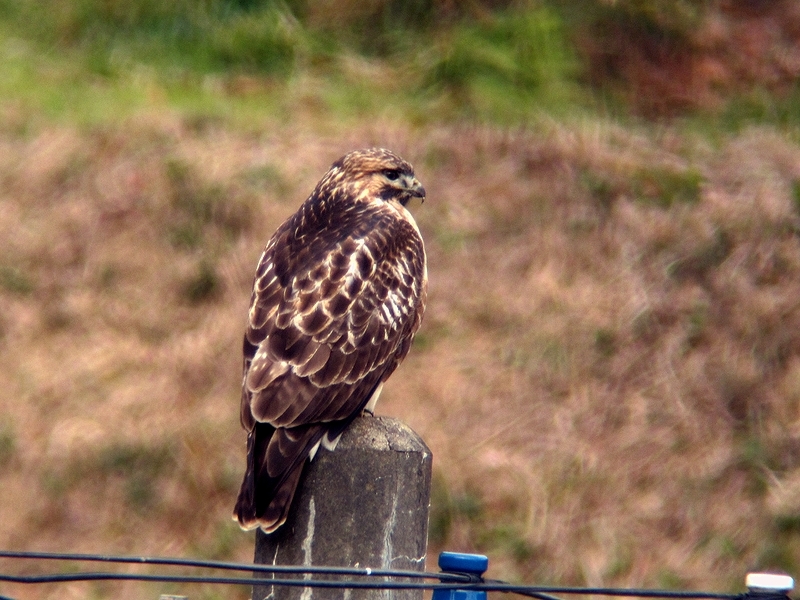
[0,0,798,126]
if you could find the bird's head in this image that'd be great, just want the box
[325,148,426,208]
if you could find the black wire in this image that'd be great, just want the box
[0,569,747,598]
[502,590,564,600]
[1,572,470,587]
[484,582,743,600]
[0,550,469,582]
[0,550,754,600]
[0,572,552,592]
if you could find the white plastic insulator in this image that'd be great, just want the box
[746,573,794,593]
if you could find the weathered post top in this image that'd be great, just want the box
[253,415,433,600]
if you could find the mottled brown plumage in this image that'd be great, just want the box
[234,148,427,533]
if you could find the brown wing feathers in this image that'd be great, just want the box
[234,148,427,533]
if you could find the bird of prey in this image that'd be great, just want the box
[233,148,428,533]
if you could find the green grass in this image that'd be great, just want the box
[182,261,222,304]
[632,166,703,208]
[0,422,14,467]
[1,0,798,130]
[0,1,585,128]
[421,5,584,120]
[0,266,35,295]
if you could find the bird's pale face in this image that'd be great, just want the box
[330,148,426,208]
[373,165,426,207]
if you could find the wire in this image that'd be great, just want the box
[0,570,749,596]
[0,550,755,600]
[0,550,470,582]
[0,572,470,587]
[499,589,564,600]
[484,582,743,600]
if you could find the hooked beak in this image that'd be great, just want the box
[402,175,426,202]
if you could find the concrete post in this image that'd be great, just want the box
[252,416,432,600]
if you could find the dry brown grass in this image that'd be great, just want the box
[2,115,800,599]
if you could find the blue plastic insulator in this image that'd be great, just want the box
[431,552,489,600]
[438,552,489,575]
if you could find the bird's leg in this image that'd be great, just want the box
[362,382,383,416]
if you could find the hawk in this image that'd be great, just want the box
[233,148,428,533]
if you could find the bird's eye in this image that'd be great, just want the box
[383,169,400,181]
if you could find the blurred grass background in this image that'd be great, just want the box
[1,0,798,127]
[1,1,800,599]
